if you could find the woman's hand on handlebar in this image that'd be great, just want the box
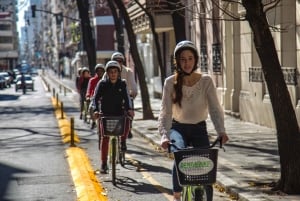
[219,133,229,144]
[160,134,170,150]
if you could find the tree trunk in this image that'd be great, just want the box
[76,0,96,74]
[107,1,125,56]
[242,0,300,193]
[167,0,186,42]
[134,0,166,88]
[114,0,154,120]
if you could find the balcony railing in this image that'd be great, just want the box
[249,67,298,85]
[282,67,297,85]
[249,67,263,82]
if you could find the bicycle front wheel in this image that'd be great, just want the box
[118,139,125,166]
[194,186,206,201]
[111,138,117,185]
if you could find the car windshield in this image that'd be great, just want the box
[25,76,32,81]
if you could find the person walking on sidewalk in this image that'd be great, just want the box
[111,52,137,138]
[86,64,105,129]
[93,60,134,173]
[75,67,82,93]
[158,40,229,201]
[78,67,91,119]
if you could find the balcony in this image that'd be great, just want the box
[127,0,173,34]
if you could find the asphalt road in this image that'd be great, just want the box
[0,75,76,201]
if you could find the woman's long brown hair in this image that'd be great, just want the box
[172,48,199,107]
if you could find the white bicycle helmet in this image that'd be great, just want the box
[173,40,199,75]
[111,52,125,61]
[105,60,121,72]
[174,40,198,58]
[95,63,105,71]
[81,66,90,73]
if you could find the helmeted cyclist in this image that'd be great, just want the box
[86,64,105,128]
[78,67,91,119]
[93,60,134,173]
[107,52,137,139]
[158,40,229,201]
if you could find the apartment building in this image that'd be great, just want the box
[126,1,300,128]
[0,0,18,71]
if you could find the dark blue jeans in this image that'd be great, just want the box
[170,120,213,201]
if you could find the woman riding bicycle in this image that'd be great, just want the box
[158,40,229,201]
[93,60,134,173]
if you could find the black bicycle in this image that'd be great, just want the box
[168,137,224,201]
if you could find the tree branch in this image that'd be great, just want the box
[264,0,281,13]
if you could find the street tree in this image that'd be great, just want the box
[113,0,154,119]
[204,0,300,193]
[76,0,96,74]
[107,1,125,56]
[240,0,300,194]
[166,0,186,42]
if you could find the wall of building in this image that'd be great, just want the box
[225,1,299,128]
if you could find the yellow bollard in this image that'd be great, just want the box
[61,102,64,119]
[70,117,76,147]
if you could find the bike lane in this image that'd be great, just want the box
[0,75,76,201]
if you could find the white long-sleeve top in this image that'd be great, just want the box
[158,74,225,140]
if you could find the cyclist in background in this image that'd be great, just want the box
[86,64,105,129]
[93,60,134,173]
[111,52,137,138]
[79,67,91,119]
[158,40,229,201]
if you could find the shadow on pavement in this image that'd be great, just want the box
[106,175,172,195]
[0,162,30,200]
[0,94,20,101]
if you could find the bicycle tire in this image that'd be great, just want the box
[111,138,117,185]
[119,150,125,167]
[194,186,206,201]
[117,138,125,166]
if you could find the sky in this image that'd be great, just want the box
[17,0,29,34]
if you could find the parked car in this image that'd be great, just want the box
[15,74,34,92]
[30,67,39,76]
[0,72,13,87]
[0,75,5,89]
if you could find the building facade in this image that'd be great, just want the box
[126,0,300,128]
[0,0,18,71]
[221,1,300,128]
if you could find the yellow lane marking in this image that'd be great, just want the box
[66,147,108,201]
[43,81,107,201]
[51,97,80,143]
[126,155,173,201]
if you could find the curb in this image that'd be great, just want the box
[42,76,108,201]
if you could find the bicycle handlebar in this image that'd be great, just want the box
[168,136,225,153]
